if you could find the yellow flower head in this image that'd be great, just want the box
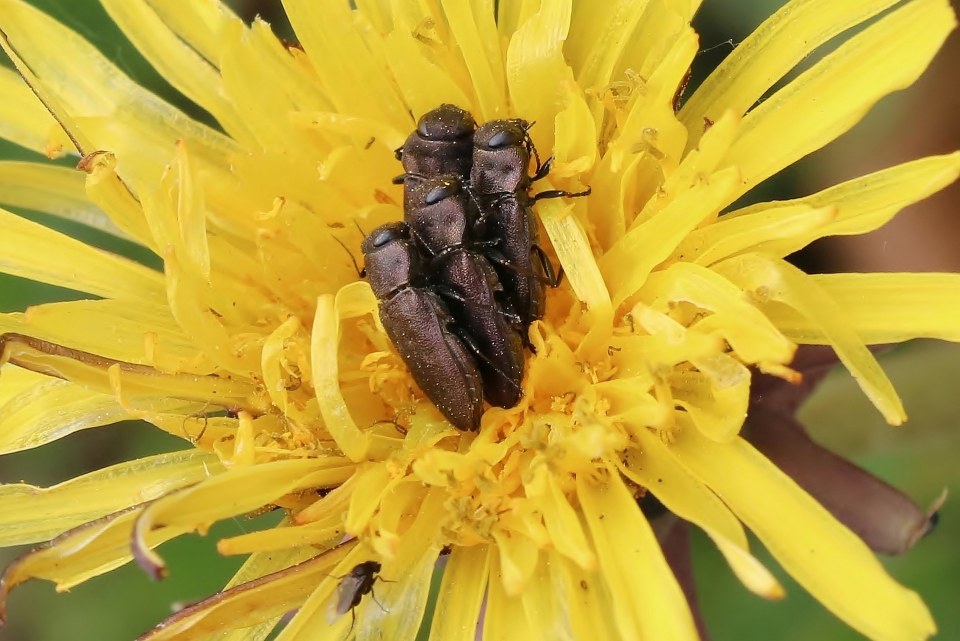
[0,1,957,640]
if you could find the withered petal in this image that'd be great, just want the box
[744,406,939,555]
[0,503,143,627]
[136,541,356,641]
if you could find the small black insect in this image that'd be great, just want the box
[327,561,384,626]
[404,175,525,408]
[361,221,484,430]
[395,103,476,185]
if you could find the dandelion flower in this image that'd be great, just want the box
[0,1,958,640]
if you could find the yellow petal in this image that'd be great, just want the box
[0,0,239,196]
[505,0,574,149]
[720,0,957,200]
[714,253,905,424]
[444,0,508,120]
[540,197,611,312]
[483,548,537,641]
[346,464,395,535]
[428,545,489,641]
[675,204,838,266]
[221,521,340,558]
[766,273,960,344]
[171,140,211,278]
[381,30,473,118]
[99,0,254,144]
[161,258,262,377]
[0,17,92,157]
[0,449,222,546]
[131,459,353,578]
[578,470,700,641]
[567,0,650,92]
[311,287,373,462]
[601,166,741,307]
[549,554,623,641]
[271,544,366,641]
[723,152,960,258]
[22,298,211,374]
[639,262,795,367]
[0,161,125,238]
[355,490,444,641]
[355,541,437,641]
[260,315,303,414]
[0,205,164,300]
[669,424,936,641]
[0,66,70,156]
[605,24,697,175]
[681,0,901,149]
[518,552,573,640]
[79,150,154,246]
[139,544,353,641]
[0,508,188,595]
[635,108,741,227]
[524,464,595,571]
[552,88,598,178]
[669,362,750,442]
[282,0,410,130]
[190,542,322,641]
[218,19,321,152]
[491,529,539,595]
[606,0,694,109]
[134,0,229,67]
[620,431,783,599]
[0,332,261,411]
[0,364,132,454]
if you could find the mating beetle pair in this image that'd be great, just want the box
[362,105,588,431]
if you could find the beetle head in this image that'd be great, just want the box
[361,222,420,297]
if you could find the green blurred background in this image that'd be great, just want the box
[0,1,958,640]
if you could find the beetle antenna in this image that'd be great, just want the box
[520,121,544,175]
[332,234,364,278]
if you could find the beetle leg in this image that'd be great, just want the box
[454,326,523,392]
[486,247,558,288]
[471,239,501,251]
[494,296,523,327]
[532,244,564,288]
[409,227,440,258]
[532,156,553,181]
[437,283,518,326]
[394,171,430,184]
[434,283,468,305]
[463,187,492,235]
[532,186,592,201]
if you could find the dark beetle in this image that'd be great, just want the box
[470,119,560,329]
[327,560,383,624]
[404,175,524,409]
[395,103,476,184]
[361,222,483,430]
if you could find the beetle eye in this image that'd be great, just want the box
[370,228,396,247]
[369,222,407,248]
[425,179,460,205]
[487,128,520,148]
[417,119,434,138]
